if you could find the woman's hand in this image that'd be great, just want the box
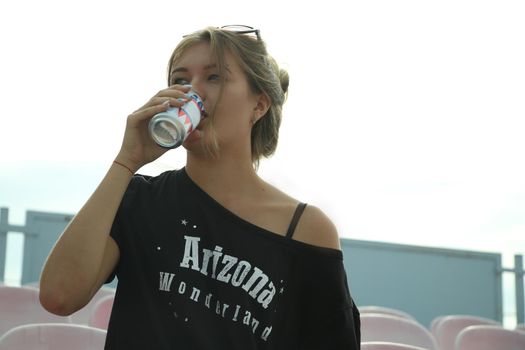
[115,84,192,172]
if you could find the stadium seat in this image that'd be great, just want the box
[89,294,114,330]
[70,286,116,325]
[0,323,106,350]
[361,314,437,350]
[432,314,500,350]
[0,286,70,337]
[360,306,417,321]
[362,341,430,350]
[455,325,525,350]
[429,315,446,335]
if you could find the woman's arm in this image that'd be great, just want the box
[39,84,191,316]
[39,163,131,316]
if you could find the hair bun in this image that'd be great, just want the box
[279,68,289,95]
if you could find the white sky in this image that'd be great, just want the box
[1,0,524,266]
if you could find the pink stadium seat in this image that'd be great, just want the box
[360,306,417,321]
[362,341,430,350]
[70,286,116,325]
[429,316,446,336]
[89,294,115,330]
[361,314,437,350]
[455,325,525,350]
[432,315,500,350]
[0,286,70,337]
[0,323,107,350]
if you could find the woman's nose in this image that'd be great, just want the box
[189,80,206,101]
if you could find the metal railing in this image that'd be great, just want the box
[1,206,524,324]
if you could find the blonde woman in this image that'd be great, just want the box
[40,26,361,349]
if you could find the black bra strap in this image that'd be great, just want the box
[285,203,307,239]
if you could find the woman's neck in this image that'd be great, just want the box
[185,153,266,203]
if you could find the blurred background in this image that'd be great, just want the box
[1,0,523,328]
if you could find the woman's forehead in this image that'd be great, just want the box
[171,42,237,73]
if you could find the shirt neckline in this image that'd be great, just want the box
[178,167,343,259]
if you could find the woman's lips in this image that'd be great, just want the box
[197,112,208,130]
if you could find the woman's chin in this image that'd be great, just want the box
[182,129,203,148]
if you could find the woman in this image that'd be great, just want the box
[40,25,361,349]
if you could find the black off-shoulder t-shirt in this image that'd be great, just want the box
[105,168,360,350]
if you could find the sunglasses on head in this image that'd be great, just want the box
[183,25,261,40]
[219,25,261,40]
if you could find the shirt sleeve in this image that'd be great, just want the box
[104,174,149,284]
[297,252,361,349]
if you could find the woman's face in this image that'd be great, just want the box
[169,42,263,156]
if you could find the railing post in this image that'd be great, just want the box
[0,208,9,283]
[516,254,524,324]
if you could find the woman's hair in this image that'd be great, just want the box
[167,26,289,169]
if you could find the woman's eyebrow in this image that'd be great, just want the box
[171,63,231,75]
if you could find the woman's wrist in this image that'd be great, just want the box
[114,151,144,174]
[113,159,135,175]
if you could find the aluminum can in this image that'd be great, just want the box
[148,91,205,148]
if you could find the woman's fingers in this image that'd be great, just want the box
[136,85,192,111]
[134,96,187,114]
[128,102,170,123]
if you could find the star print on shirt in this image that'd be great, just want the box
[181,219,188,226]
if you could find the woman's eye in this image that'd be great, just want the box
[172,78,190,85]
[208,74,221,81]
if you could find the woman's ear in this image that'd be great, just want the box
[253,93,271,122]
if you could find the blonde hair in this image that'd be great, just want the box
[167,27,289,169]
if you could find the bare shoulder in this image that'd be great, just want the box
[260,180,341,250]
[293,204,342,251]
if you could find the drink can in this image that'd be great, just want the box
[148,91,205,149]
